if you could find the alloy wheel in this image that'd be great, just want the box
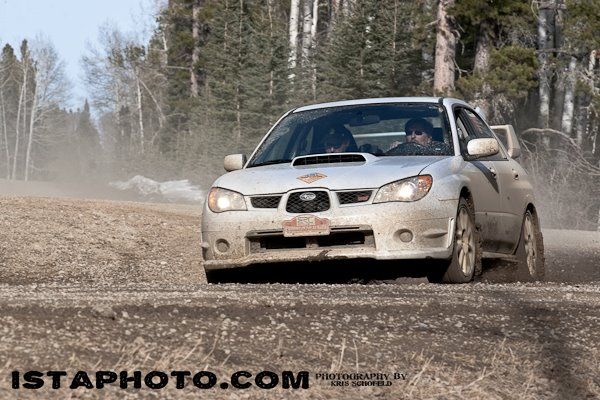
[455,207,475,276]
[524,213,537,276]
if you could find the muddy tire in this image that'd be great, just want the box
[428,197,481,284]
[515,209,545,282]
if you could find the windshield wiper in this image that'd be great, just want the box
[249,159,292,167]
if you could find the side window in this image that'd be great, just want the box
[455,108,477,155]
[462,109,495,139]
[456,108,507,160]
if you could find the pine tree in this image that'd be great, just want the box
[74,100,101,174]
[318,0,430,101]
[159,0,196,156]
[201,0,289,143]
[451,0,537,122]
[0,44,20,179]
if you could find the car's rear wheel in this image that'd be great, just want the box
[515,209,545,281]
[428,197,481,284]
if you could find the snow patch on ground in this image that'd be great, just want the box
[109,175,205,203]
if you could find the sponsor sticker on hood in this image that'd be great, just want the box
[297,173,327,184]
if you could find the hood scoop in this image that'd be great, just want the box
[292,153,367,167]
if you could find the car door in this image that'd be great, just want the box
[484,125,524,252]
[457,108,520,253]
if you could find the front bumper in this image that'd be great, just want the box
[202,194,458,270]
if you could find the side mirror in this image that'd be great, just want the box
[223,154,246,171]
[491,124,521,159]
[467,138,499,158]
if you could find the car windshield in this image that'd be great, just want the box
[248,103,453,167]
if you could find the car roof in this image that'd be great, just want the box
[293,97,470,113]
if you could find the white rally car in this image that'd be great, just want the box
[201,97,544,283]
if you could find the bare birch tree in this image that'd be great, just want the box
[24,39,69,180]
[288,0,301,79]
[537,2,553,130]
[267,0,275,97]
[12,43,28,180]
[550,0,565,131]
[24,73,37,181]
[301,0,313,67]
[310,0,319,99]
[576,50,598,146]
[560,56,577,136]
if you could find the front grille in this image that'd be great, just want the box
[337,190,372,205]
[251,196,281,208]
[292,154,366,166]
[248,230,375,253]
[286,191,330,213]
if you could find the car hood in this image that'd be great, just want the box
[213,155,448,195]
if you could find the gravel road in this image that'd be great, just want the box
[0,195,599,399]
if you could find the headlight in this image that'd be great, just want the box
[373,175,433,203]
[208,187,247,212]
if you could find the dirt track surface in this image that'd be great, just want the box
[1,195,599,399]
[0,196,204,285]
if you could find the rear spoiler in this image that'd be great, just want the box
[490,125,521,159]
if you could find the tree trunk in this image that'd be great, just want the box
[574,90,587,148]
[235,0,244,141]
[561,56,577,137]
[576,50,598,148]
[328,0,341,36]
[191,0,202,97]
[310,0,319,99]
[24,77,38,181]
[267,0,275,98]
[138,77,165,129]
[160,31,169,66]
[391,0,398,79]
[136,75,145,154]
[12,69,27,180]
[341,0,351,16]
[473,25,491,73]
[114,86,126,161]
[0,90,10,179]
[224,0,229,52]
[301,0,313,67]
[550,1,565,132]
[288,0,301,78]
[433,0,457,95]
[537,6,553,131]
[310,0,319,45]
[473,21,492,119]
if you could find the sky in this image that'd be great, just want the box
[0,0,159,108]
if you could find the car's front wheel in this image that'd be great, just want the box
[515,209,545,281]
[428,197,481,284]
